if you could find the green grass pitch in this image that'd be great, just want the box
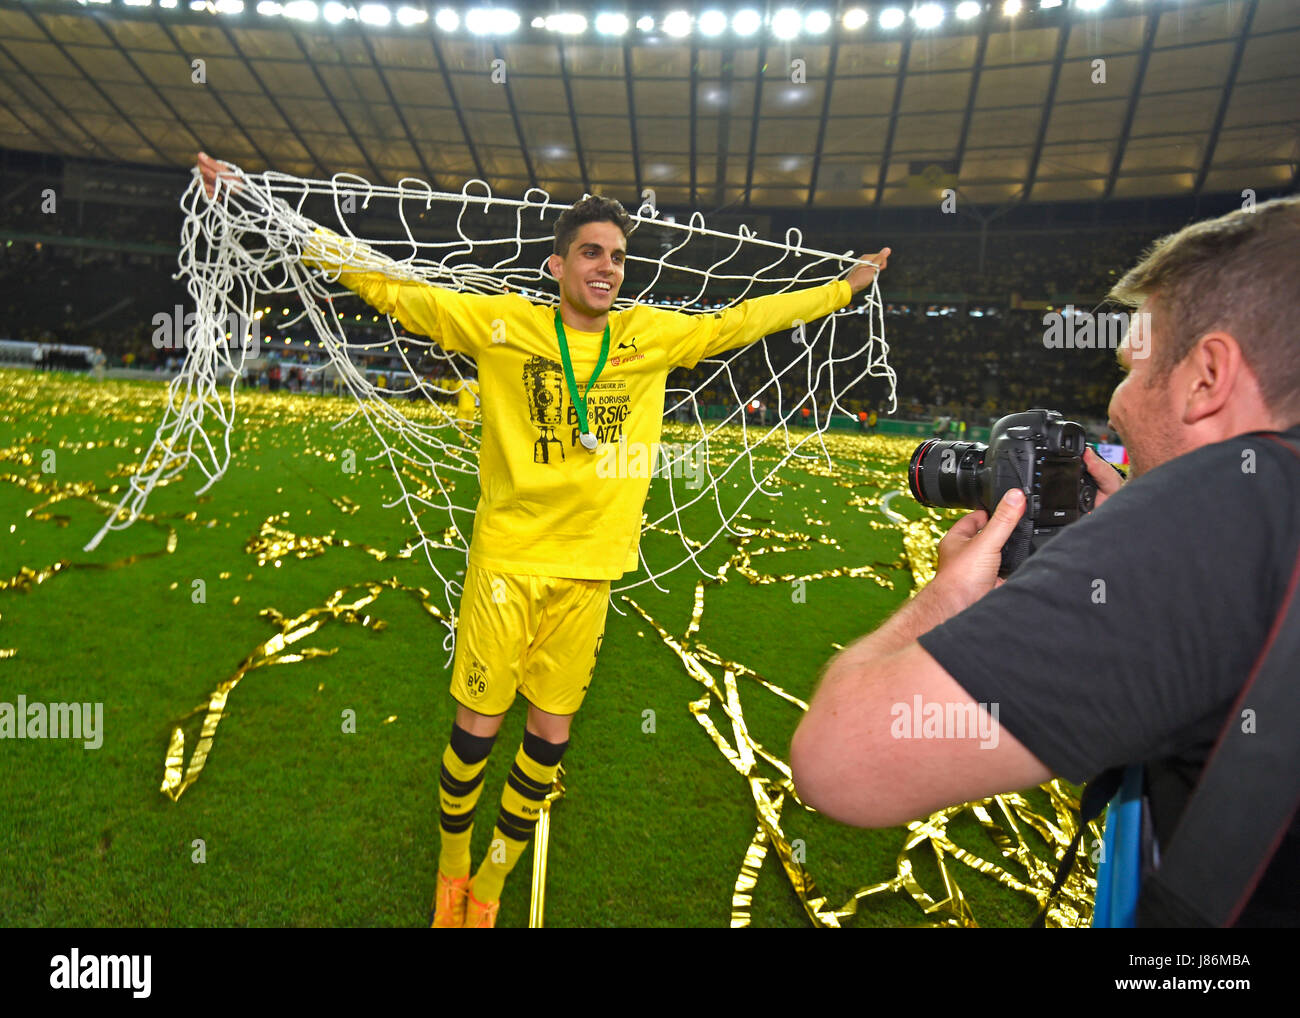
[0,368,1067,927]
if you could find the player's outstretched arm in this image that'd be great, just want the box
[669,247,890,368]
[196,153,489,355]
[198,154,402,291]
[845,248,891,295]
[297,227,474,350]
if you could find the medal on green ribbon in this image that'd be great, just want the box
[554,309,611,453]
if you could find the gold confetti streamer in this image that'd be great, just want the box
[159,578,449,801]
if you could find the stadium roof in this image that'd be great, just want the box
[0,0,1295,208]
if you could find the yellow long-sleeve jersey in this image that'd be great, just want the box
[304,230,852,579]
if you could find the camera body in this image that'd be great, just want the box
[908,409,1098,577]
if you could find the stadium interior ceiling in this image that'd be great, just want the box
[0,0,1295,212]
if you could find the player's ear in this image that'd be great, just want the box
[547,252,563,280]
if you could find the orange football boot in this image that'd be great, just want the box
[430,871,471,928]
[463,879,500,928]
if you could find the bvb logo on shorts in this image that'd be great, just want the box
[466,659,489,702]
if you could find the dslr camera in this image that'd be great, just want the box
[908,408,1098,577]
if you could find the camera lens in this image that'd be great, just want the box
[908,440,986,510]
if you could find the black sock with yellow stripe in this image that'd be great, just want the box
[472,730,567,902]
[437,724,496,879]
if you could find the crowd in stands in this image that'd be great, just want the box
[672,304,1122,427]
[867,308,1122,423]
[809,223,1156,304]
[3,175,182,246]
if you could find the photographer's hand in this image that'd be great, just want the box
[1083,447,1124,508]
[932,488,1025,612]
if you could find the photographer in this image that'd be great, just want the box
[790,197,1300,926]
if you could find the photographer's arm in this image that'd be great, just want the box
[790,488,1053,828]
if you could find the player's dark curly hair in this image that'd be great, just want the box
[553,195,633,257]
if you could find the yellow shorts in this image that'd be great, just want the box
[449,563,610,717]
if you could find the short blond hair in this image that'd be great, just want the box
[1108,196,1300,423]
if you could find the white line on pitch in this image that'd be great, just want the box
[879,489,909,523]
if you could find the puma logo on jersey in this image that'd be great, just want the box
[611,337,645,367]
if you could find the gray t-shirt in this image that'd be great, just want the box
[918,426,1300,925]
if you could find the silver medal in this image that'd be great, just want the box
[580,431,598,452]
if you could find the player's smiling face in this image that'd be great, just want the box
[550,221,627,325]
